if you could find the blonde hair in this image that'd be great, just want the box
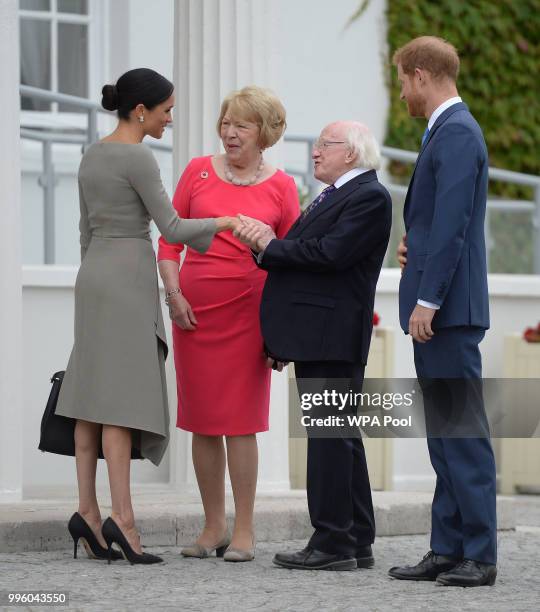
[216,85,287,149]
[393,36,460,82]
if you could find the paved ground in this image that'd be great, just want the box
[1,495,538,612]
[515,494,540,527]
[1,527,538,612]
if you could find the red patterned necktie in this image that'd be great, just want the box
[301,184,336,219]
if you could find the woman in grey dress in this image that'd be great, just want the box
[56,69,240,564]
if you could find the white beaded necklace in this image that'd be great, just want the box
[224,154,265,186]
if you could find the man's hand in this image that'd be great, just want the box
[168,292,198,331]
[408,304,435,343]
[265,356,287,372]
[234,214,276,251]
[397,234,407,272]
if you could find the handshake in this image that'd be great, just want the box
[232,214,276,253]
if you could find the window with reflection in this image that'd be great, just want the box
[20,0,90,112]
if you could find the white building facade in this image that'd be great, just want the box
[3,0,539,502]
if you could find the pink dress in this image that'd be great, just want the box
[157,156,300,435]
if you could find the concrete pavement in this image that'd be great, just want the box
[1,491,536,612]
[0,528,538,612]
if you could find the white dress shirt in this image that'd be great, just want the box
[427,96,462,131]
[417,96,462,311]
[333,167,370,188]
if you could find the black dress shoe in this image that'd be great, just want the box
[356,545,375,569]
[273,547,356,571]
[436,559,497,587]
[388,550,459,581]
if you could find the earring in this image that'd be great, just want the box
[138,115,144,123]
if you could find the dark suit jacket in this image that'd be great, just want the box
[399,102,490,332]
[258,170,392,364]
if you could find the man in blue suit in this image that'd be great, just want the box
[388,36,497,587]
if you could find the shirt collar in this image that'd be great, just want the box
[427,96,462,131]
[333,167,370,190]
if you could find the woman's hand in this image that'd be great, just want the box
[168,292,198,331]
[215,216,245,233]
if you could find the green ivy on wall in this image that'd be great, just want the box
[385,0,539,185]
[353,0,539,272]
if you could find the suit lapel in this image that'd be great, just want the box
[404,102,469,217]
[289,170,378,237]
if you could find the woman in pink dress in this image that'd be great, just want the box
[158,86,299,561]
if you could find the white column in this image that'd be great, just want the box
[173,0,281,175]
[171,0,290,493]
[0,0,23,502]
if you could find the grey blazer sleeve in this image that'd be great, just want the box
[78,180,91,262]
[127,145,217,253]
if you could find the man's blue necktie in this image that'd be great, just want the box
[301,184,336,219]
[421,127,430,147]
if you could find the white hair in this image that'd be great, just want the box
[344,121,381,170]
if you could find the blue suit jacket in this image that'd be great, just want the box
[399,102,490,332]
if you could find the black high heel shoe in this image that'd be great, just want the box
[68,512,122,560]
[102,517,163,565]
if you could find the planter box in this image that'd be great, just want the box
[499,334,540,494]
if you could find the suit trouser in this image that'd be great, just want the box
[413,326,497,565]
[294,360,375,556]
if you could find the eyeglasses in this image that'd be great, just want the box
[312,139,347,150]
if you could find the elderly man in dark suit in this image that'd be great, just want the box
[235,120,392,570]
[389,36,497,587]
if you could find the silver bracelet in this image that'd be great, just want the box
[165,287,181,305]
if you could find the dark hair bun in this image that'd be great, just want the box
[101,84,119,111]
[101,69,174,120]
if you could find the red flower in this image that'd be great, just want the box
[373,312,380,327]
[523,322,540,343]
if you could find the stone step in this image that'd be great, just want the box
[0,489,515,553]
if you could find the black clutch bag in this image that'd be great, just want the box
[39,371,141,459]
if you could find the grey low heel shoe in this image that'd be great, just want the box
[181,535,231,559]
[223,537,256,562]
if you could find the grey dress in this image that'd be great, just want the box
[56,142,216,466]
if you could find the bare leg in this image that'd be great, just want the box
[192,433,227,545]
[74,419,107,548]
[226,434,258,550]
[102,425,142,554]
